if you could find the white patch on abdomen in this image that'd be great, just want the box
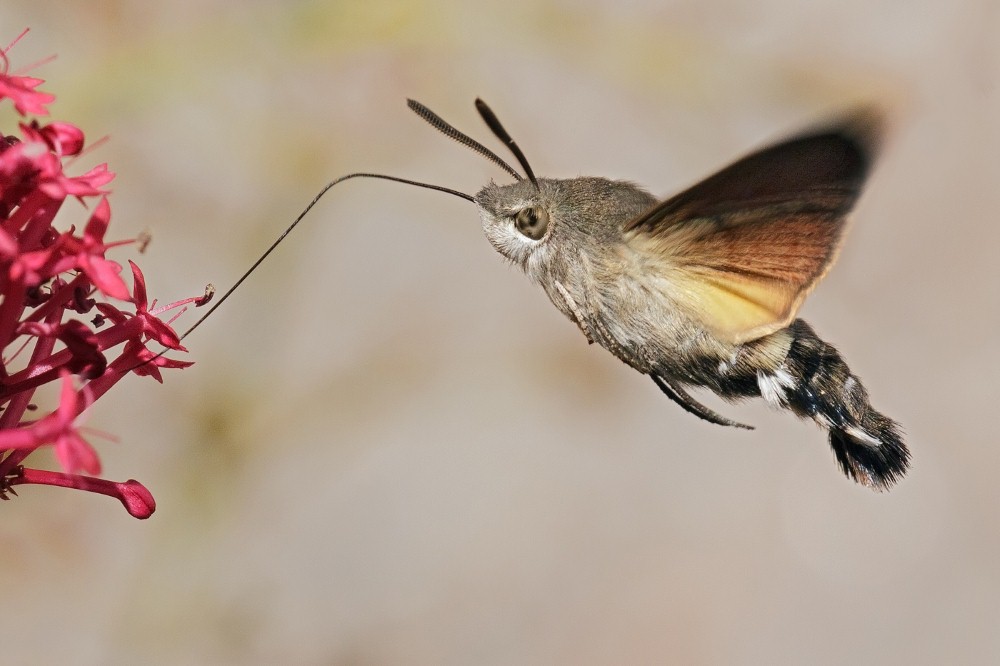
[845,425,882,447]
[757,368,796,406]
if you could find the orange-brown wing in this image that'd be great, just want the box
[624,108,882,344]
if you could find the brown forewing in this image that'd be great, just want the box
[623,110,881,343]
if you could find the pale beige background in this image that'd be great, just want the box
[2,1,998,664]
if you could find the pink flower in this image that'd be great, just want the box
[0,32,200,519]
[0,76,54,117]
[33,120,85,156]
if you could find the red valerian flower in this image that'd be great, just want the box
[0,31,200,518]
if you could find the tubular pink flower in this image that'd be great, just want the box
[0,33,199,518]
[6,468,156,519]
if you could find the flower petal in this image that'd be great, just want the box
[83,256,129,300]
[0,74,55,116]
[128,260,147,308]
[54,431,101,475]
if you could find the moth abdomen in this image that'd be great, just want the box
[827,414,908,491]
[765,319,909,490]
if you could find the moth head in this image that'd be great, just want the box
[477,176,660,269]
[407,97,560,267]
[404,99,652,270]
[474,179,555,266]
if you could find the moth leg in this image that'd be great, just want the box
[554,280,595,345]
[574,251,644,362]
[651,374,754,430]
[573,267,649,368]
[590,311,638,365]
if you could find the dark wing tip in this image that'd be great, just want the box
[838,106,884,156]
[801,105,886,186]
[624,105,889,234]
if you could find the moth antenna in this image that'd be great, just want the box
[135,172,473,370]
[474,98,539,189]
[407,99,524,182]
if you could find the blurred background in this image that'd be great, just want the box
[2,1,998,664]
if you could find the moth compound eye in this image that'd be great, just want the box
[514,206,549,240]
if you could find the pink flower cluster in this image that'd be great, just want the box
[0,32,201,518]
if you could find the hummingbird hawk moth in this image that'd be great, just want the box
[193,98,910,490]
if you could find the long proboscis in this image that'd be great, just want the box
[143,173,473,367]
[144,98,536,366]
